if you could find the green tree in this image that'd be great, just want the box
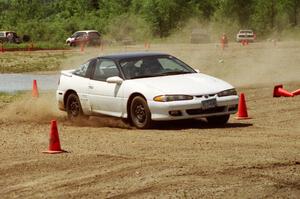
[251,0,279,33]
[97,0,132,19]
[132,0,196,37]
[216,0,254,27]
[191,0,219,19]
[278,0,300,26]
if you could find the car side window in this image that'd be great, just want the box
[93,59,120,81]
[72,32,80,38]
[73,59,98,78]
[74,32,84,39]
[73,61,90,77]
[88,32,100,38]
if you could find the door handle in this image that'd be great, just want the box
[88,85,94,89]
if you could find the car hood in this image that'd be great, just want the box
[66,37,74,42]
[130,73,234,95]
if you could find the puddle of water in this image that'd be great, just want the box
[0,73,59,92]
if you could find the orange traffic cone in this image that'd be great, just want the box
[43,120,67,154]
[236,93,251,120]
[32,80,39,97]
[80,43,85,53]
[273,84,294,97]
[241,40,245,46]
[292,89,300,96]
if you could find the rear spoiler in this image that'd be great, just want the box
[61,69,75,77]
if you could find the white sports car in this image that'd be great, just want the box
[57,52,239,129]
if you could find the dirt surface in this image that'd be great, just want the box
[1,43,300,198]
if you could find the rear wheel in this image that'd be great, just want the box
[206,114,230,125]
[130,96,152,129]
[66,93,86,121]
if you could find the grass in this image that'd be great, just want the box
[0,51,71,73]
[1,42,70,50]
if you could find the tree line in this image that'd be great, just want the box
[0,0,300,42]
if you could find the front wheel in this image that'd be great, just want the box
[206,114,230,125]
[66,93,86,121]
[69,41,76,47]
[130,96,152,129]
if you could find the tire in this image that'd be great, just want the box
[206,114,230,125]
[66,93,86,121]
[130,96,152,129]
[69,41,76,47]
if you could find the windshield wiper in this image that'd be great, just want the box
[130,71,191,79]
[130,74,158,79]
[160,71,191,76]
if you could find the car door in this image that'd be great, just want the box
[88,58,124,117]
[71,59,96,114]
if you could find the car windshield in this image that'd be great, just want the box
[240,30,253,34]
[119,55,196,79]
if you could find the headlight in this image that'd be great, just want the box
[217,89,237,97]
[153,95,194,102]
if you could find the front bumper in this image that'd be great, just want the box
[148,95,239,121]
[236,37,254,42]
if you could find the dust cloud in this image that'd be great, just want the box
[0,91,129,128]
[148,19,300,87]
[217,42,300,87]
[125,41,300,88]
[0,92,62,123]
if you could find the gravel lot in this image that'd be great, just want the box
[1,42,299,198]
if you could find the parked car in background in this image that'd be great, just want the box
[0,31,21,44]
[57,52,239,129]
[236,29,255,42]
[66,30,101,46]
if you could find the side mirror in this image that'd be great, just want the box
[106,76,123,84]
[195,69,200,73]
